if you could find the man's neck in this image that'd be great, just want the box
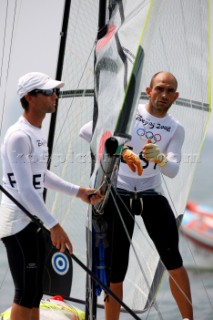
[145,103,168,118]
[23,112,44,128]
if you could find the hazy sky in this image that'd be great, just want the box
[0,0,64,138]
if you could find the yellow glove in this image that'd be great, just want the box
[143,140,168,167]
[122,148,143,176]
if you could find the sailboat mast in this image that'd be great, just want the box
[47,0,71,170]
[91,0,108,139]
[85,3,108,319]
[97,0,107,39]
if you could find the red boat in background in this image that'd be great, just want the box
[180,202,213,269]
[181,202,213,252]
[186,201,213,220]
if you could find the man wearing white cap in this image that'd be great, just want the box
[0,72,103,320]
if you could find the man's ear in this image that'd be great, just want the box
[146,87,151,97]
[25,94,37,105]
[24,94,32,103]
[174,91,179,101]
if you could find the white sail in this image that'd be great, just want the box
[123,0,211,313]
[38,0,213,316]
[45,0,99,306]
[0,0,211,319]
[87,0,211,315]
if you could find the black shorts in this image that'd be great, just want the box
[103,188,183,283]
[2,222,45,308]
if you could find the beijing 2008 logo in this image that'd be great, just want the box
[51,252,69,275]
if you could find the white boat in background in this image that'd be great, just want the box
[180,202,213,270]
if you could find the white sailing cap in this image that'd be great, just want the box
[17,72,64,98]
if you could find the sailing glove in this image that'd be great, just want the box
[122,147,143,176]
[143,142,168,167]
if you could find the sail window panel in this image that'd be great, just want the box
[141,1,208,103]
[62,0,99,91]
[140,0,210,219]
[46,95,93,301]
[45,0,99,303]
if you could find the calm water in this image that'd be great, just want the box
[0,136,213,319]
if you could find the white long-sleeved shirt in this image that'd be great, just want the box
[79,104,185,193]
[0,116,79,238]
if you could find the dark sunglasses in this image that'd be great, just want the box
[29,88,58,96]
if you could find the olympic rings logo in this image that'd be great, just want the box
[136,128,161,143]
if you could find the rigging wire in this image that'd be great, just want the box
[0,0,23,300]
[0,254,9,291]
[46,43,96,222]
[0,0,9,89]
[0,0,21,136]
[46,49,96,170]
[0,0,9,135]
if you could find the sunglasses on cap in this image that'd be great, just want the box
[29,88,58,96]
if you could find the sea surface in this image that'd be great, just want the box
[0,130,213,319]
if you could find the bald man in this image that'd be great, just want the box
[80,72,193,320]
